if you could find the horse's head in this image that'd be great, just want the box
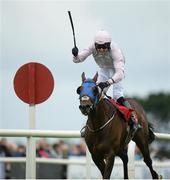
[76,72,99,115]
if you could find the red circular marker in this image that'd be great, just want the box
[14,62,54,104]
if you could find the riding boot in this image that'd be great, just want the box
[129,111,141,136]
[117,97,141,136]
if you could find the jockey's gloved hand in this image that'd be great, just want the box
[98,81,110,90]
[72,46,79,57]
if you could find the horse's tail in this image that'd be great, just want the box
[148,122,155,144]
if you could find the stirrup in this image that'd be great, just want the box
[131,123,141,137]
[130,127,137,137]
[135,123,142,129]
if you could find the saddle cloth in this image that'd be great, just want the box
[109,99,134,122]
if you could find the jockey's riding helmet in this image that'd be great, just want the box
[94,30,112,44]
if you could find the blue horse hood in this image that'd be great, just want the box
[80,79,97,102]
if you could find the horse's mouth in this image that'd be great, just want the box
[79,105,91,116]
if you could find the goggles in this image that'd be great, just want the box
[95,42,111,50]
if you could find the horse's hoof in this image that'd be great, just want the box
[159,175,163,179]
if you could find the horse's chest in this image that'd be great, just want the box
[91,139,109,154]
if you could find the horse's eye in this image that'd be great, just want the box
[92,86,99,96]
[76,86,83,94]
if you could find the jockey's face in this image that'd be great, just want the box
[97,48,109,53]
[95,42,110,53]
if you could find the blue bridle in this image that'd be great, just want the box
[79,78,99,105]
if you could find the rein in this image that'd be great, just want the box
[81,111,115,133]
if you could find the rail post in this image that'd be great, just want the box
[128,141,136,178]
[26,105,36,179]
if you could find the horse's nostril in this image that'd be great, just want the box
[79,105,90,110]
[79,105,85,110]
[86,105,91,108]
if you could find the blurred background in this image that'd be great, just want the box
[0,0,170,179]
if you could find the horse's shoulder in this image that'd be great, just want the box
[103,98,117,109]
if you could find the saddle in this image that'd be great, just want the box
[107,98,139,145]
[108,98,134,122]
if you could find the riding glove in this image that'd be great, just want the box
[72,47,79,57]
[98,81,110,90]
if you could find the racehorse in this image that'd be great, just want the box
[76,72,161,179]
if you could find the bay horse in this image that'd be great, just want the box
[76,72,161,179]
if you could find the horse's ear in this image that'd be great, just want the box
[93,72,98,82]
[81,72,86,82]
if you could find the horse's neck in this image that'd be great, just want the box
[88,99,111,128]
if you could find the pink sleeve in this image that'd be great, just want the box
[73,44,95,63]
[111,44,125,83]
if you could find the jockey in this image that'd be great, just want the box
[72,30,141,136]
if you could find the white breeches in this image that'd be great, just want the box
[97,68,124,100]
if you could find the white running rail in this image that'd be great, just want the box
[0,129,169,179]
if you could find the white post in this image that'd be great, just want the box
[26,105,36,179]
[128,141,136,179]
[86,147,91,179]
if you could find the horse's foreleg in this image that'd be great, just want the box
[103,155,115,179]
[91,154,105,177]
[119,149,129,179]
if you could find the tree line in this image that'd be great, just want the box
[132,92,170,122]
